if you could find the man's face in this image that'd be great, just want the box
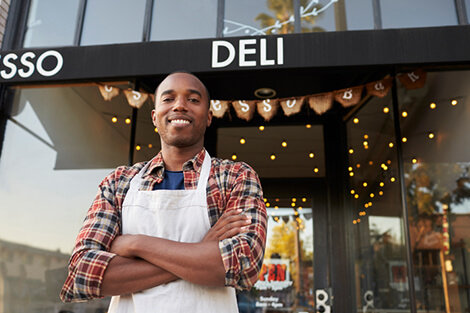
[152,73,212,150]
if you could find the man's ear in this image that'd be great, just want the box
[207,109,213,127]
[151,109,157,127]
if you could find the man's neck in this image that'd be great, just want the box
[160,145,204,171]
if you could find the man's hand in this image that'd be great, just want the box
[202,209,252,242]
[110,234,139,258]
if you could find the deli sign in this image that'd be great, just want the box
[0,50,63,80]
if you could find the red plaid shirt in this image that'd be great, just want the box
[60,149,267,302]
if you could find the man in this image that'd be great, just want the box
[60,71,267,312]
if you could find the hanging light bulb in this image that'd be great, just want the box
[353,118,359,124]
[292,198,297,202]
[364,134,369,139]
[412,158,418,164]
[451,99,458,106]
[363,140,369,146]
[281,140,287,148]
[125,117,131,124]
[351,189,355,194]
[402,111,408,118]
[354,194,359,199]
[232,153,237,161]
[356,163,361,168]
[309,152,315,158]
[270,153,276,160]
[302,198,306,202]
[154,127,158,133]
[349,148,354,154]
[306,124,312,129]
[430,102,437,109]
[259,125,265,131]
[402,137,408,143]
[348,166,353,171]
[428,132,435,139]
[111,116,118,123]
[370,193,375,198]
[135,144,141,151]
[313,167,319,173]
[383,107,390,113]
[148,144,153,148]
[390,177,396,182]
[363,182,368,187]
[389,142,394,148]
[379,182,385,187]
[240,137,246,144]
[349,172,355,177]
[379,191,384,196]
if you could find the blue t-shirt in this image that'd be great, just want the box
[153,170,184,190]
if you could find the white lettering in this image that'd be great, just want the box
[407,72,420,83]
[18,52,35,78]
[36,50,63,77]
[260,38,275,66]
[212,41,236,68]
[343,89,353,100]
[132,90,141,100]
[211,100,221,111]
[374,82,385,91]
[263,99,272,112]
[277,37,284,65]
[286,99,296,108]
[1,53,18,79]
[238,100,250,112]
[239,39,257,67]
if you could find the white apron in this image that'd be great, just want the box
[108,151,239,313]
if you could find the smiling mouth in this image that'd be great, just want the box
[169,119,191,125]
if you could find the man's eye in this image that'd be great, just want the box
[162,98,173,102]
[189,98,200,103]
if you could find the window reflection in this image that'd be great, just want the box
[80,0,146,46]
[347,92,410,311]
[237,202,314,312]
[224,0,295,36]
[400,71,470,312]
[150,0,217,41]
[380,0,458,29]
[0,86,133,312]
[23,0,80,48]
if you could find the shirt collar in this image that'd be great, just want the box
[143,148,206,178]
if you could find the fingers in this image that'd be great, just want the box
[202,209,253,242]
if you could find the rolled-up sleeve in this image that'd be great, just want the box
[218,163,267,290]
[60,170,124,302]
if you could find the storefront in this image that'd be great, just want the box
[0,1,469,312]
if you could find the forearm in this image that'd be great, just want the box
[100,255,179,296]
[129,236,226,287]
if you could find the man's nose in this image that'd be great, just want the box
[172,97,188,111]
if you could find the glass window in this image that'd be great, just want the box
[150,0,217,41]
[344,0,375,31]
[80,0,146,46]
[399,71,470,312]
[381,0,458,29]
[0,85,133,311]
[466,0,470,23]
[23,0,80,48]
[300,0,340,32]
[346,92,411,311]
[224,0,295,37]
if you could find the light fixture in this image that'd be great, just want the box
[148,144,153,148]
[383,107,390,113]
[351,189,355,194]
[356,163,361,168]
[240,137,246,144]
[364,134,369,139]
[354,194,359,199]
[125,117,131,124]
[402,111,408,118]
[349,172,354,177]
[309,152,315,158]
[379,191,384,196]
[270,153,276,160]
[348,166,353,171]
[379,182,385,187]
[428,132,435,139]
[302,198,307,202]
[451,99,458,106]
[281,140,287,148]
[111,116,118,123]
[292,198,297,202]
[363,182,368,187]
[370,193,375,198]
[313,167,319,173]
[363,140,369,146]
[154,127,158,133]
[389,142,394,148]
[349,148,354,154]
[266,202,270,207]
[402,137,408,143]
[306,124,312,129]
[135,144,141,151]
[412,158,417,164]
[259,125,265,131]
[430,102,437,109]
[353,118,359,124]
[369,161,374,165]
[232,154,237,160]
[254,87,276,99]
[390,177,396,182]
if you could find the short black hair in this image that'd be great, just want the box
[154,70,211,108]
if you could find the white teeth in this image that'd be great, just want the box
[171,119,190,124]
